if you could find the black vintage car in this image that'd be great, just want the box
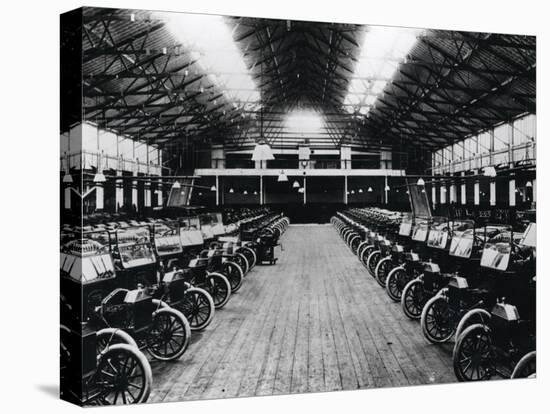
[452,223,536,381]
[61,231,191,362]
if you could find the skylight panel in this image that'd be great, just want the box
[344,25,422,115]
[155,12,260,106]
[285,110,325,137]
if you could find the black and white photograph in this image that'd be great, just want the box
[4,0,550,412]
[57,4,539,407]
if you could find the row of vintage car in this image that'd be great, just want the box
[331,206,536,382]
[60,207,290,406]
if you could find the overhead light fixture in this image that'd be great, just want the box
[254,190,258,195]
[172,181,181,189]
[93,172,106,183]
[358,188,364,193]
[277,170,288,182]
[526,181,533,188]
[62,174,73,184]
[385,185,390,191]
[483,166,497,177]
[351,190,355,194]
[229,188,234,193]
[198,192,203,196]
[417,177,425,186]
[210,185,217,192]
[292,180,300,188]
[298,188,305,193]
[243,190,248,195]
[252,142,275,161]
[368,187,373,192]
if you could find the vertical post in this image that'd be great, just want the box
[490,180,496,206]
[303,176,307,205]
[115,171,123,212]
[132,180,138,212]
[431,182,437,209]
[473,169,480,206]
[215,175,220,206]
[95,183,104,211]
[440,179,446,204]
[509,176,516,207]
[64,186,71,210]
[157,179,163,208]
[533,179,537,207]
[450,178,457,204]
[259,175,264,205]
[384,176,389,204]
[461,172,466,205]
[144,181,151,208]
[344,175,348,204]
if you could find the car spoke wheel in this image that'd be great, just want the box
[453,324,494,381]
[511,351,536,379]
[95,344,152,405]
[223,261,244,293]
[367,251,381,277]
[401,279,425,319]
[206,273,231,309]
[178,288,215,331]
[421,296,456,343]
[146,308,191,360]
[375,258,391,286]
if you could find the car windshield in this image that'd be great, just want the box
[116,227,156,268]
[411,218,429,242]
[427,217,449,249]
[449,220,475,258]
[480,227,512,271]
[154,222,182,256]
[60,233,115,282]
[399,214,413,236]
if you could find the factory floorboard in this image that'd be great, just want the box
[149,224,456,403]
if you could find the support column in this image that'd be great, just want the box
[64,186,71,210]
[132,180,138,212]
[440,179,446,204]
[340,145,351,170]
[216,175,220,206]
[431,183,437,209]
[384,176,389,204]
[490,180,496,206]
[144,182,152,208]
[460,172,466,205]
[95,183,104,211]
[450,179,457,204]
[211,145,225,169]
[157,180,163,208]
[344,175,348,204]
[115,171,124,212]
[473,170,480,206]
[303,177,307,205]
[509,177,516,207]
[299,145,310,170]
[259,175,264,205]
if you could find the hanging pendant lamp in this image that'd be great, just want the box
[292,180,300,188]
[417,177,425,186]
[278,170,288,182]
[172,181,181,189]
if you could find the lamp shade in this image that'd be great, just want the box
[251,143,275,161]
[358,188,363,193]
[172,181,181,189]
[526,181,533,188]
[277,170,288,182]
[243,190,248,195]
[483,166,497,177]
[93,172,106,183]
[368,187,373,192]
[385,185,390,191]
[417,177,425,186]
[229,188,235,193]
[292,180,300,188]
[210,185,217,191]
[62,174,73,184]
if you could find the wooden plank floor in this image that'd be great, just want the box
[149,224,456,403]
